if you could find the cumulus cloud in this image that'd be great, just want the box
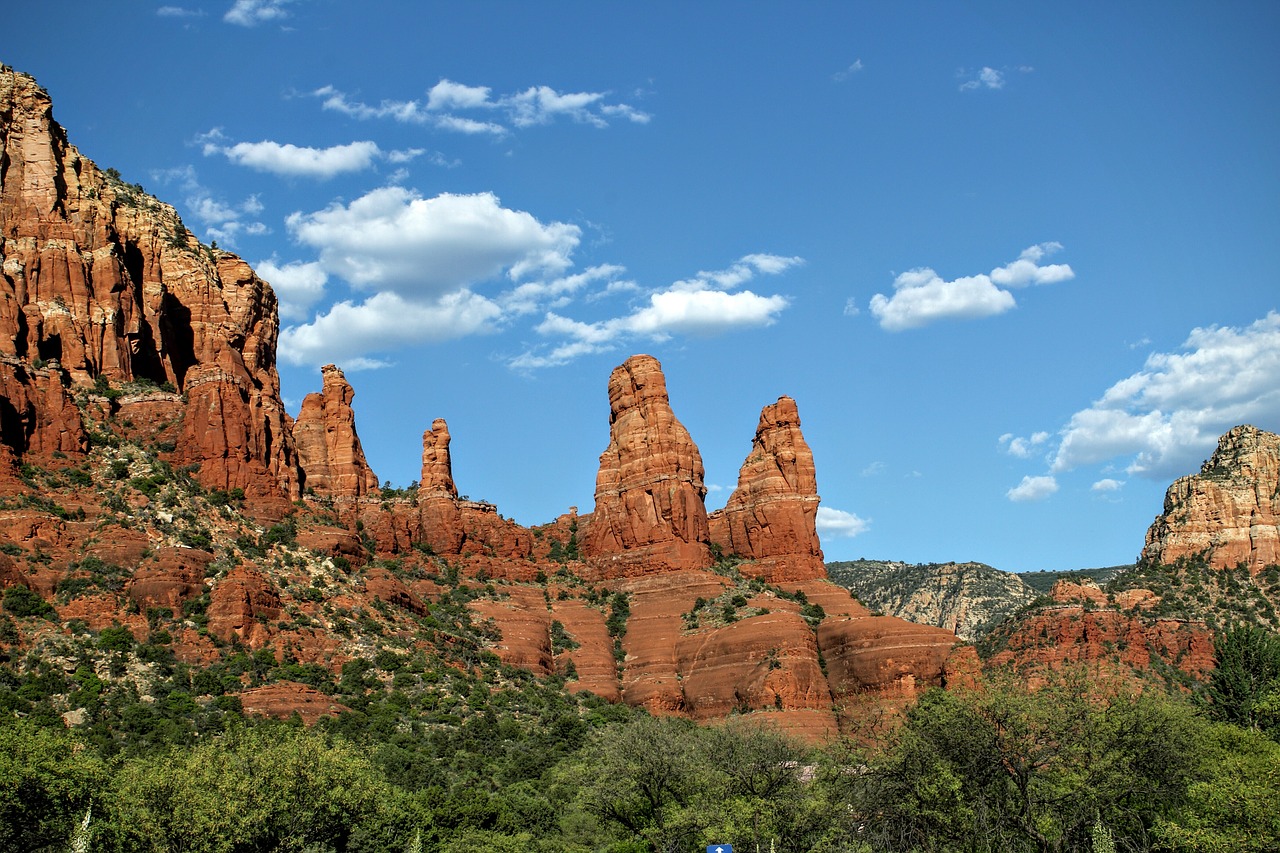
[1049,312,1280,479]
[869,243,1072,331]
[1006,475,1058,502]
[999,431,1050,459]
[274,188,593,367]
[960,66,1006,91]
[816,507,871,538]
[314,78,650,135]
[280,290,503,368]
[286,187,580,295]
[224,0,296,26]
[256,259,328,321]
[511,254,799,368]
[1091,478,1125,493]
[201,133,422,178]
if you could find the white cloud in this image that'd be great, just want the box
[960,66,1006,91]
[999,430,1050,459]
[1091,478,1125,492]
[224,0,296,26]
[1049,312,1280,479]
[1006,475,1058,502]
[500,265,628,316]
[989,243,1074,287]
[286,187,580,295]
[426,80,492,111]
[511,254,798,368]
[158,6,205,17]
[869,244,1072,331]
[151,165,266,248]
[280,290,502,368]
[832,60,864,82]
[870,269,1015,330]
[625,289,789,337]
[313,78,649,134]
[256,259,327,321]
[202,136,423,179]
[816,507,871,537]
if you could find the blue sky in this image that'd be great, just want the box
[5,1,1278,572]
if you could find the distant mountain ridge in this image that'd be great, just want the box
[826,559,1037,641]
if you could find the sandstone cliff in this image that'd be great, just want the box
[293,364,379,499]
[1141,424,1280,573]
[0,66,300,511]
[708,396,825,582]
[581,354,713,574]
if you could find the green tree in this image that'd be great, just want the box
[104,724,404,852]
[1205,623,1280,733]
[1154,722,1280,851]
[0,721,106,853]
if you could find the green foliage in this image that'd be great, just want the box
[1205,623,1280,733]
[0,720,106,853]
[103,725,402,853]
[2,585,56,620]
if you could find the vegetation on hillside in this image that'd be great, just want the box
[3,651,1279,852]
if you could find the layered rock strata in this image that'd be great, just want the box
[0,66,300,508]
[583,354,712,574]
[1141,425,1280,573]
[708,396,825,581]
[293,364,379,499]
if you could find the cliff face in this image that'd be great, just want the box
[581,354,713,574]
[1141,425,1280,573]
[708,396,825,582]
[0,67,299,511]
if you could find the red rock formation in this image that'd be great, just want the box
[238,681,349,724]
[125,547,213,615]
[818,614,963,698]
[986,605,1214,682]
[417,418,463,555]
[583,355,712,574]
[207,566,282,649]
[0,67,300,508]
[675,610,833,720]
[0,362,86,459]
[1141,424,1280,573]
[708,396,825,582]
[293,364,379,499]
[363,566,428,616]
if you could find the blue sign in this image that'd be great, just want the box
[707,846,734,853]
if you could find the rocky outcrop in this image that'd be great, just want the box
[582,355,712,574]
[708,396,824,582]
[986,606,1214,683]
[415,418,464,555]
[207,566,282,649]
[0,66,300,509]
[293,364,379,499]
[238,681,349,724]
[1141,425,1280,573]
[827,560,1039,642]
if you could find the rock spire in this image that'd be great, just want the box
[708,396,826,581]
[582,354,712,574]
